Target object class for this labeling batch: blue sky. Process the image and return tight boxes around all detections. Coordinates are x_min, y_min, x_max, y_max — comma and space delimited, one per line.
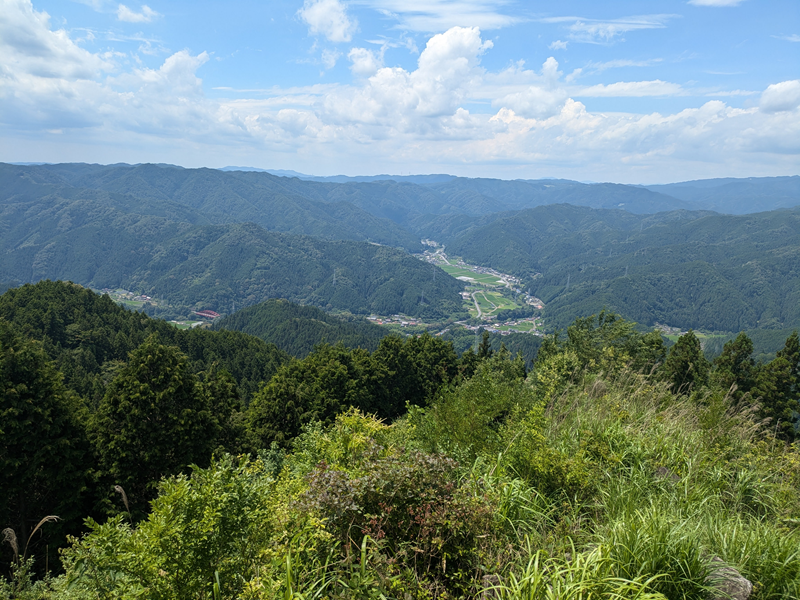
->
1, 0, 798, 182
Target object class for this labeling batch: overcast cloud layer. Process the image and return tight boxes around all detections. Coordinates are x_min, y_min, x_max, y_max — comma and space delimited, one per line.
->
0, 0, 798, 182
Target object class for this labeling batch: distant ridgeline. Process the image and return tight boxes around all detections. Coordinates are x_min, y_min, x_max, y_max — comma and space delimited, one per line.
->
2, 162, 798, 335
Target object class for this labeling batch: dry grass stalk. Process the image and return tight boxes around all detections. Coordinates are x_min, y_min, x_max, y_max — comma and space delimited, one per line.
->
115, 484, 132, 517
25, 516, 59, 559
2, 527, 19, 562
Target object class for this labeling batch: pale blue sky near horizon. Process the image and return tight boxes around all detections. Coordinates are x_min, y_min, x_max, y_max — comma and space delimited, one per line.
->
1, 0, 798, 182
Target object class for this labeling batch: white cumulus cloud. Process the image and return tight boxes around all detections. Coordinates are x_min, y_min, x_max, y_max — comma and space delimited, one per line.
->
298, 0, 356, 43
348, 47, 382, 77
117, 4, 159, 23
760, 80, 800, 113
492, 57, 568, 119
0, 0, 112, 79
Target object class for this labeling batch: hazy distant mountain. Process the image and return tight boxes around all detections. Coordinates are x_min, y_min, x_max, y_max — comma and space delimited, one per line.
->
645, 176, 800, 214
2, 161, 797, 334
5, 163, 421, 250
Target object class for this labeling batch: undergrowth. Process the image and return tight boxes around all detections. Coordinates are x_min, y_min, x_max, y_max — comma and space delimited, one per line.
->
3, 364, 799, 599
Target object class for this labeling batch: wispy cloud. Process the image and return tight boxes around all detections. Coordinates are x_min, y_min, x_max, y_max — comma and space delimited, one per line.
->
117, 4, 160, 23
773, 34, 800, 43
584, 58, 663, 72
549, 40, 568, 50
540, 14, 678, 44
688, 0, 746, 6
577, 80, 685, 97
704, 89, 758, 96
356, 0, 520, 31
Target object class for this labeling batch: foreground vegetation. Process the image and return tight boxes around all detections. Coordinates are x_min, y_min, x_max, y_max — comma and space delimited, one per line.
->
2, 284, 799, 599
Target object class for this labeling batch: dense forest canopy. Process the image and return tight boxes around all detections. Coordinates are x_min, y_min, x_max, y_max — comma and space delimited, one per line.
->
212, 298, 388, 357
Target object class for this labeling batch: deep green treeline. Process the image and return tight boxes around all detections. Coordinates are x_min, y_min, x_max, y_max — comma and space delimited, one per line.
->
0, 281, 288, 403
212, 298, 388, 357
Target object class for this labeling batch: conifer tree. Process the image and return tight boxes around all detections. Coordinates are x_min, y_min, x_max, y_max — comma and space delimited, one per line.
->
0, 319, 91, 565
91, 335, 217, 515
712, 332, 756, 398
661, 330, 710, 394
753, 331, 799, 440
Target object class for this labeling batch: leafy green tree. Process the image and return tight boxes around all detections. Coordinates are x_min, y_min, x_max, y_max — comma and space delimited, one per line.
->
0, 319, 91, 569
712, 332, 756, 398
247, 344, 381, 448
533, 311, 666, 378
91, 335, 217, 515
661, 330, 710, 394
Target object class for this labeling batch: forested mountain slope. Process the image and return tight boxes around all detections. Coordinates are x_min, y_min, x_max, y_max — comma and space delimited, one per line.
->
448, 204, 800, 331
1, 163, 420, 250
213, 299, 388, 357
0, 180, 465, 318
0, 280, 288, 402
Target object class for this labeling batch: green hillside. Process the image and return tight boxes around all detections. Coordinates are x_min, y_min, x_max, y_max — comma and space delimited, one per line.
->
213, 298, 388, 357
0, 280, 288, 403
0, 183, 466, 319
1, 163, 421, 250
447, 204, 800, 332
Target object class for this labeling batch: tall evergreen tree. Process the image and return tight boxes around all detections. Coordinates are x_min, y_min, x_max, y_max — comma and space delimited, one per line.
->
712, 332, 756, 398
661, 330, 710, 394
91, 335, 217, 516
753, 331, 800, 441
0, 320, 91, 569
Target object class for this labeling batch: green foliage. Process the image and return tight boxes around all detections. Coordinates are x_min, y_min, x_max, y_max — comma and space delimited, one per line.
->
247, 344, 382, 448
5, 311, 800, 599
213, 298, 388, 357
90, 336, 219, 515
661, 330, 710, 394
712, 332, 757, 398
411, 354, 532, 461
0, 320, 91, 573
247, 333, 461, 449
0, 281, 288, 404
60, 455, 275, 600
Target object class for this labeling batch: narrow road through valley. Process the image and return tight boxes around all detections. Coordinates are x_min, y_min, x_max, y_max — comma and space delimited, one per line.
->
472, 291, 482, 318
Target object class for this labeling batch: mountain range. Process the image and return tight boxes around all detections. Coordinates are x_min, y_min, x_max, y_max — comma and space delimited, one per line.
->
1, 162, 798, 333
